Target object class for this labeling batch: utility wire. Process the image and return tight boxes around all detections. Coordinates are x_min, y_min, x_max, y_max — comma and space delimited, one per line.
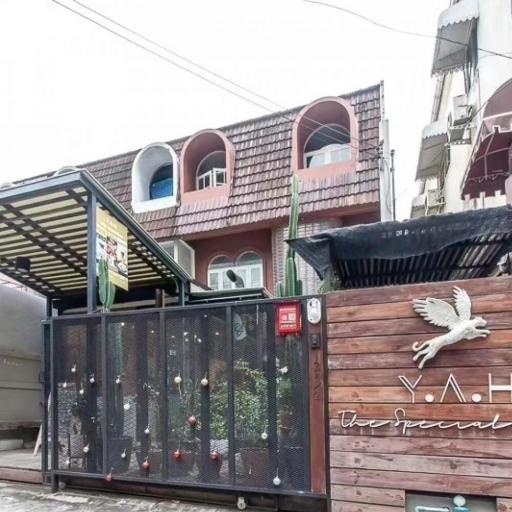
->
303, 0, 512, 61
67, 0, 380, 155
52, 0, 381, 158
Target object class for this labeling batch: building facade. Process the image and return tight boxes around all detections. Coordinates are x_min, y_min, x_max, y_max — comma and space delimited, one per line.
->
412, 0, 512, 218
32, 83, 390, 295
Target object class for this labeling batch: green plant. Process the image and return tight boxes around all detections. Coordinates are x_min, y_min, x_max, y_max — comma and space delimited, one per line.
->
210, 361, 268, 445
98, 257, 116, 311
276, 175, 303, 297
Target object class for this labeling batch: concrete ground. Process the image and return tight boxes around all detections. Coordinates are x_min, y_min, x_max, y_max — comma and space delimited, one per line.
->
0, 449, 41, 470
0, 481, 231, 511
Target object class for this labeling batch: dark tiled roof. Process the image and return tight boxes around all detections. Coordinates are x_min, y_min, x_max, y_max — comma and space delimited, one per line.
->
81, 83, 382, 239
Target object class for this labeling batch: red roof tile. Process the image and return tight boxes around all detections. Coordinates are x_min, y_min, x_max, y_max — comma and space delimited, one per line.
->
80, 83, 382, 239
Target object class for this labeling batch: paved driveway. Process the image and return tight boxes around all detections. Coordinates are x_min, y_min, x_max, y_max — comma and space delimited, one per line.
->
0, 481, 230, 512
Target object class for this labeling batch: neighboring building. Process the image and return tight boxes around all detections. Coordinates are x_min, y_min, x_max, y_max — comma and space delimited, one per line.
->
411, 0, 512, 218
19, 83, 391, 295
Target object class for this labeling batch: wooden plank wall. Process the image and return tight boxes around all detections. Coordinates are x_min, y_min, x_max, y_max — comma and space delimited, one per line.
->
326, 276, 512, 512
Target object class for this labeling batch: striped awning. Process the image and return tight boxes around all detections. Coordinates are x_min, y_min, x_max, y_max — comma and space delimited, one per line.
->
0, 171, 190, 299
416, 121, 449, 180
432, 0, 479, 75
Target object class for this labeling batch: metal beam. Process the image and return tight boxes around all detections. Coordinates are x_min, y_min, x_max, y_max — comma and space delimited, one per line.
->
87, 193, 97, 314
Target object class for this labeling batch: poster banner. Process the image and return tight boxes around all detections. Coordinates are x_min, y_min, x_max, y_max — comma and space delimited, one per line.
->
96, 207, 129, 291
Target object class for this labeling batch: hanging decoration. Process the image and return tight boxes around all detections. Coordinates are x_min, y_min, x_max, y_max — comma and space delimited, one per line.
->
200, 375, 209, 387
142, 458, 150, 471
188, 415, 197, 428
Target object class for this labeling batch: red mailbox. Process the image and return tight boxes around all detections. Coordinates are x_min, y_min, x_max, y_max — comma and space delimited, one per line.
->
277, 302, 302, 336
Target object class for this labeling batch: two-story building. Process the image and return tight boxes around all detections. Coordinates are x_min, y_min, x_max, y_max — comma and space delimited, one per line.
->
16, 83, 391, 294
411, 0, 512, 218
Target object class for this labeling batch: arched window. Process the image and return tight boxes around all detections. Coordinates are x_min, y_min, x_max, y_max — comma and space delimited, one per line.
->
235, 252, 264, 289
208, 256, 234, 291
196, 151, 227, 190
207, 251, 264, 291
131, 143, 178, 213
304, 124, 350, 168
180, 130, 235, 199
150, 164, 173, 199
292, 97, 357, 177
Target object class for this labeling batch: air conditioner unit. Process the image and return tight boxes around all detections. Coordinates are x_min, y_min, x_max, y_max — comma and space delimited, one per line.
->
160, 239, 195, 278
449, 94, 472, 144
426, 189, 445, 214
452, 94, 472, 125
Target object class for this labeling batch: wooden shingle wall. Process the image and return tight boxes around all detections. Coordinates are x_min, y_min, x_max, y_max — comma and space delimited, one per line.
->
326, 276, 512, 512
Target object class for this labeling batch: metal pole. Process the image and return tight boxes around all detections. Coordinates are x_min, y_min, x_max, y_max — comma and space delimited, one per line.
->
390, 149, 396, 221
225, 306, 236, 484
87, 193, 98, 314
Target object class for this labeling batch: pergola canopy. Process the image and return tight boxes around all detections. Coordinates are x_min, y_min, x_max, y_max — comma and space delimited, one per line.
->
0, 171, 191, 303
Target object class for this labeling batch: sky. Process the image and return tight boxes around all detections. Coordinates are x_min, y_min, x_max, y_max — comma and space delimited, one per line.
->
0, 0, 447, 219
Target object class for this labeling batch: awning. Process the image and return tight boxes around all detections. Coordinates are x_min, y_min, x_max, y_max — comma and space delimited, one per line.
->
416, 121, 448, 180
287, 206, 512, 289
0, 171, 191, 304
462, 79, 512, 198
432, 0, 479, 75
462, 127, 512, 198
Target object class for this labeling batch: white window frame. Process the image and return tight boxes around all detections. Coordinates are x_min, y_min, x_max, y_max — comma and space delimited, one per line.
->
207, 252, 264, 291
303, 143, 351, 168
303, 123, 351, 169
196, 151, 227, 190
131, 142, 179, 213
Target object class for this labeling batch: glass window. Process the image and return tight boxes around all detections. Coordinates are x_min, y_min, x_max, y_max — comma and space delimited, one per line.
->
149, 164, 173, 199
207, 252, 264, 290
304, 124, 351, 169
196, 151, 227, 190
236, 252, 264, 288
208, 256, 235, 291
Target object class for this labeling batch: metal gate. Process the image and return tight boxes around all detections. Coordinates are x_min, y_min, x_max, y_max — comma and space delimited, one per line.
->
47, 298, 324, 497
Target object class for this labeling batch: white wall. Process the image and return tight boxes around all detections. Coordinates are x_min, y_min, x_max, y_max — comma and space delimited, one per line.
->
414, 0, 512, 216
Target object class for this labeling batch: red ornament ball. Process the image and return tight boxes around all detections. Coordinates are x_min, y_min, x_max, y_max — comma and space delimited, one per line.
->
174, 449, 182, 461
105, 473, 113, 483
188, 415, 197, 427
210, 451, 220, 462
142, 460, 150, 471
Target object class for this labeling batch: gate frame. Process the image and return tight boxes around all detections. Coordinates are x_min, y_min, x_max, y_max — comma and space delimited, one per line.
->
44, 296, 328, 507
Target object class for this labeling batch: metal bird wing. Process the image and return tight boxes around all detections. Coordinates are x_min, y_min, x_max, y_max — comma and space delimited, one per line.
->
453, 286, 471, 321
412, 297, 462, 329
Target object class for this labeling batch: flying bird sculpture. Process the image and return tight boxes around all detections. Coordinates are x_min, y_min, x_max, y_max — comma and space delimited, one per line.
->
412, 287, 490, 369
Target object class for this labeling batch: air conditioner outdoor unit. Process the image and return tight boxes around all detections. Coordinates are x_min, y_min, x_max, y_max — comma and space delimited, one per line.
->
452, 94, 472, 125
426, 189, 445, 213
160, 239, 195, 278
449, 94, 472, 143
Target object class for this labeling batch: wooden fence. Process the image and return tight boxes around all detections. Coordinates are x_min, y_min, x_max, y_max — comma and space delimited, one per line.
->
326, 276, 512, 512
